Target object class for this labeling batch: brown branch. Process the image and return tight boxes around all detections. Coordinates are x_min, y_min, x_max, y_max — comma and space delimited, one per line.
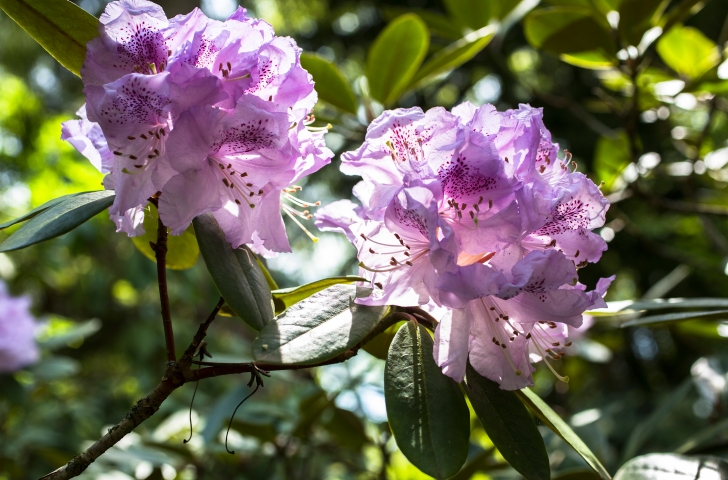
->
38, 303, 406, 479
154, 216, 176, 362
39, 371, 184, 480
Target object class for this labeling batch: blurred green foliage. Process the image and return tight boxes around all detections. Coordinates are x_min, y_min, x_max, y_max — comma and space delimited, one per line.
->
3, 0, 728, 478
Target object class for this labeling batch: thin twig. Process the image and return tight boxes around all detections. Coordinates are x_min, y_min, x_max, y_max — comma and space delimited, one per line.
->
154, 216, 176, 362
38, 305, 406, 480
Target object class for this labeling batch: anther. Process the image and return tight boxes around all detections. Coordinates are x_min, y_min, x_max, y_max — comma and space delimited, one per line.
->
113, 151, 122, 156
140, 134, 148, 139
369, 248, 375, 254
127, 136, 135, 140
129, 155, 137, 160
375, 282, 383, 289
405, 261, 413, 266
235, 199, 241, 205
223, 179, 229, 187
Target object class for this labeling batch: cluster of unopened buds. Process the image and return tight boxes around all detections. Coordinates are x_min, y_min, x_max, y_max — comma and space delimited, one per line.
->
316, 103, 614, 389
62, 0, 332, 253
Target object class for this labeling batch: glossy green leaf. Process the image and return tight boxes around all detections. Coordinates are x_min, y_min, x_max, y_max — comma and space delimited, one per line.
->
362, 320, 404, 360
621, 309, 728, 328
560, 51, 618, 69
300, 53, 358, 115
271, 275, 367, 314
465, 364, 550, 480
256, 258, 279, 290
0, 193, 81, 230
252, 284, 385, 365
0, 191, 115, 252
554, 470, 602, 480
443, 0, 492, 30
37, 318, 101, 350
193, 213, 273, 331
366, 13, 429, 106
617, 0, 666, 46
594, 131, 631, 190
382, 6, 461, 40
385, 321, 470, 479
322, 407, 368, 450
656, 26, 720, 80
408, 24, 497, 90
622, 298, 728, 311
621, 379, 692, 461
524, 7, 615, 56
131, 205, 199, 270
517, 388, 611, 480
0, 0, 98, 76
614, 454, 728, 479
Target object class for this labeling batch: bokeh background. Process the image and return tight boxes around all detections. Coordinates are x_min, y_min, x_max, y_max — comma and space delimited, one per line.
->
2, 0, 728, 478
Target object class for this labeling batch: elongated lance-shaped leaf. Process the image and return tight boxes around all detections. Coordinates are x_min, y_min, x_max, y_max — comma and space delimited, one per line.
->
614, 453, 728, 480
300, 53, 358, 115
385, 321, 470, 479
0, 193, 85, 230
408, 24, 497, 90
0, 191, 115, 252
193, 213, 273, 331
517, 388, 612, 480
621, 309, 728, 328
465, 364, 550, 480
366, 13, 429, 106
623, 298, 728, 312
271, 276, 367, 314
0, 0, 98, 76
252, 284, 385, 365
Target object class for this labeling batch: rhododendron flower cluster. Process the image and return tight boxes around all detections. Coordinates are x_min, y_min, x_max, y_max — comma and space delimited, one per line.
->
316, 103, 614, 390
62, 0, 332, 252
0, 280, 38, 373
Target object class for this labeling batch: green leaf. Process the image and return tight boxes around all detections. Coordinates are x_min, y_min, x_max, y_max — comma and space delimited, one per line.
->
673, 417, 728, 454
622, 298, 728, 311
408, 25, 497, 90
382, 6, 461, 40
385, 321, 470, 479
366, 13, 429, 106
560, 51, 618, 69
271, 275, 368, 314
256, 258, 279, 290
524, 7, 615, 56
621, 379, 692, 461
554, 470, 603, 480
443, 0, 492, 31
617, 0, 666, 46
594, 131, 631, 190
614, 454, 728, 479
322, 407, 369, 450
621, 309, 728, 327
38, 318, 101, 350
465, 364, 550, 480
131, 205, 199, 271
0, 191, 115, 252
362, 320, 404, 360
0, 193, 82, 230
656, 26, 720, 80
300, 53, 358, 115
193, 213, 273, 331
252, 284, 385, 365
0, 0, 98, 76
517, 388, 611, 480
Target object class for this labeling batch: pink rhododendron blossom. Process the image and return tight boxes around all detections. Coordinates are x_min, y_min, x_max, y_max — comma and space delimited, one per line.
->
62, 0, 331, 251
322, 102, 614, 389
0, 281, 39, 373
